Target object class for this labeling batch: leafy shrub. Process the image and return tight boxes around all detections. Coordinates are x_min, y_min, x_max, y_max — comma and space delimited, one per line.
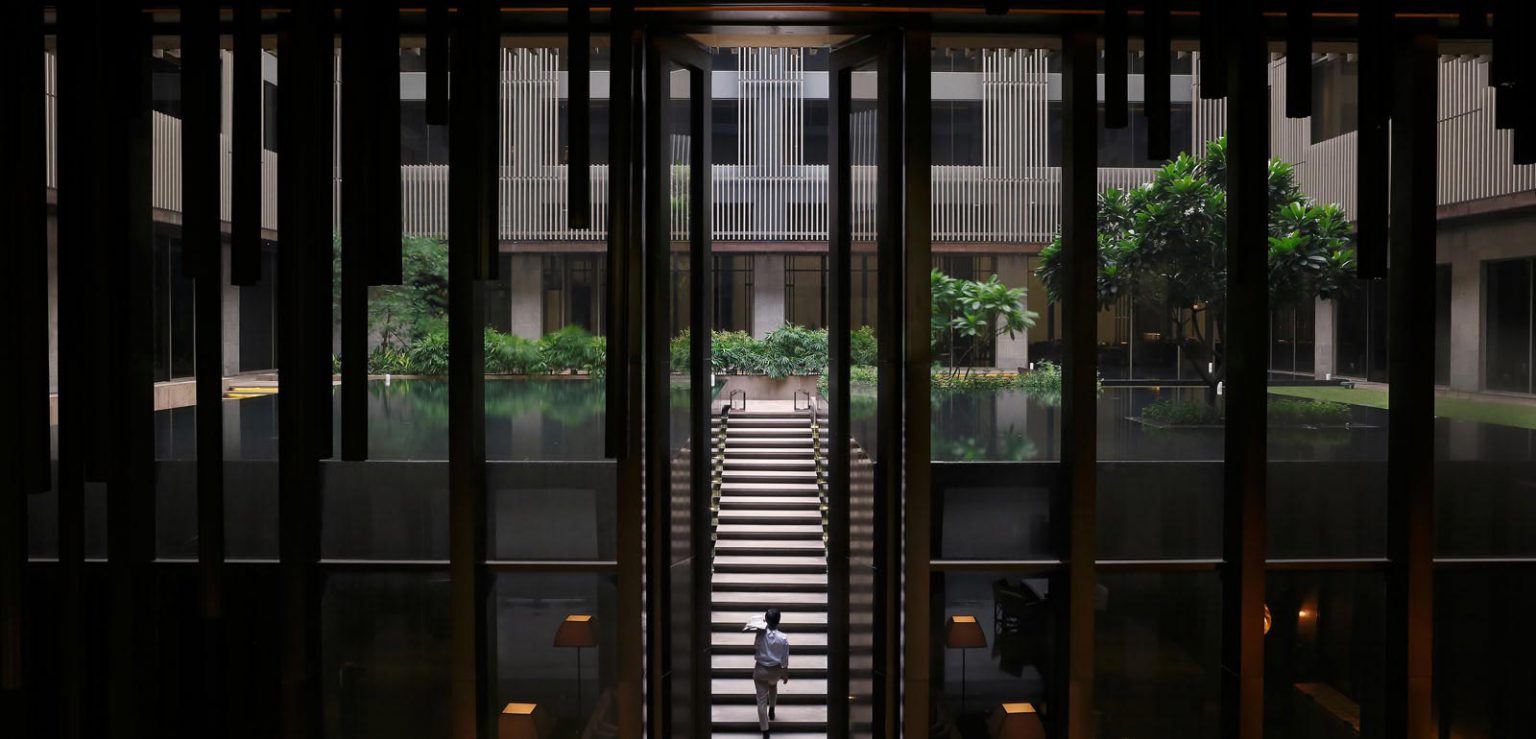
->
405, 329, 451, 375
712, 331, 764, 375
1141, 398, 1223, 425
670, 330, 692, 372
1017, 361, 1063, 393
850, 325, 879, 367
538, 325, 604, 374
367, 345, 413, 374
931, 371, 1016, 391
1268, 397, 1352, 426
760, 325, 828, 378
485, 330, 543, 374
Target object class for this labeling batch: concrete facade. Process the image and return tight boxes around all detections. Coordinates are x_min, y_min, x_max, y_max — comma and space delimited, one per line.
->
993, 253, 1031, 370
751, 254, 786, 339
508, 253, 545, 340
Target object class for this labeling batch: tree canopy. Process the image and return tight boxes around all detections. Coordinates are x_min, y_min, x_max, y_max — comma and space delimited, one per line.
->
1035, 137, 1356, 383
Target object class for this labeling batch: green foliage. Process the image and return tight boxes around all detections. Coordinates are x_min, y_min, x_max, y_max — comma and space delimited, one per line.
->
759, 325, 829, 378
850, 326, 879, 367
712, 331, 765, 375
1141, 396, 1354, 427
367, 345, 413, 374
930, 372, 1015, 391
484, 331, 543, 375
1140, 398, 1224, 426
1036, 137, 1355, 385
538, 326, 605, 375
1268, 397, 1352, 426
1017, 360, 1063, 394
670, 330, 692, 373
405, 329, 451, 375
931, 270, 1038, 371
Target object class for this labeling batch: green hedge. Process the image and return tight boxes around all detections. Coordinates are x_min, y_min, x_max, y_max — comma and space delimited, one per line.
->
1141, 396, 1354, 427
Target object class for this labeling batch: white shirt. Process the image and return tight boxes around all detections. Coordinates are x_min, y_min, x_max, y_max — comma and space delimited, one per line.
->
754, 628, 791, 669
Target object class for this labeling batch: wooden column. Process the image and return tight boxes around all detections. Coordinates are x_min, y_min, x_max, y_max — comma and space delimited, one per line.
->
1220, 4, 1269, 738
1385, 26, 1438, 739
1056, 24, 1099, 739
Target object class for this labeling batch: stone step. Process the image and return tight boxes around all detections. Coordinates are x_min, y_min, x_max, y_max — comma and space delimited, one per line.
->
712, 678, 828, 703
720, 482, 822, 495
726, 427, 815, 437
722, 470, 820, 484
713, 733, 826, 739
712, 654, 828, 675
717, 495, 822, 510
715, 538, 826, 555
713, 630, 828, 652
723, 457, 818, 469
721, 446, 820, 457
712, 610, 827, 631
712, 572, 827, 592
717, 523, 823, 540
713, 554, 828, 573
717, 509, 823, 526
719, 416, 811, 427
712, 704, 827, 730
710, 590, 828, 610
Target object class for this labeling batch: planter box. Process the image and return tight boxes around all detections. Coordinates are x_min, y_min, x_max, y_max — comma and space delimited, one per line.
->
717, 374, 820, 402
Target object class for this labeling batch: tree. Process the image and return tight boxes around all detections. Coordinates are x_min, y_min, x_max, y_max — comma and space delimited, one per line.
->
931, 270, 1038, 375
1035, 137, 1355, 386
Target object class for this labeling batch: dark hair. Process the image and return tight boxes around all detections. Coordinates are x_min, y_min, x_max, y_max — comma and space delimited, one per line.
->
765, 608, 781, 629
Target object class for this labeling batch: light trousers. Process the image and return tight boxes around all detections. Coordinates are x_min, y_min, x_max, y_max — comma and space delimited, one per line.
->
752, 664, 787, 731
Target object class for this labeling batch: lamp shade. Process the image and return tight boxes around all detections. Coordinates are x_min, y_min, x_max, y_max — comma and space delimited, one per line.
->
554, 614, 598, 648
946, 614, 987, 649
498, 702, 548, 739
987, 702, 1045, 739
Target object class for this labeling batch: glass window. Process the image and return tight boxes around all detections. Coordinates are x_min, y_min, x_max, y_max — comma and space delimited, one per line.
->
712, 99, 740, 165
784, 254, 826, 328
1483, 258, 1531, 394
932, 101, 983, 166
1310, 56, 1359, 144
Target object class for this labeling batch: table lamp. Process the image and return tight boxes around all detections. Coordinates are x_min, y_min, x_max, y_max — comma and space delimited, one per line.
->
986, 702, 1045, 739
554, 614, 598, 719
945, 614, 988, 712
499, 702, 548, 739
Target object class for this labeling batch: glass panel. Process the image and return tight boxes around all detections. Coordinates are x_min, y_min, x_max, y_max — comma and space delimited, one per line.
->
1264, 572, 1385, 738
1096, 572, 1221, 738
490, 573, 619, 738
1093, 47, 1226, 560
322, 571, 451, 739
1435, 571, 1536, 737
933, 571, 1054, 737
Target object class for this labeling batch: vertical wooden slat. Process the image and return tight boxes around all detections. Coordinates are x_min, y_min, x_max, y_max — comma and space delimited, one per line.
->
449, 0, 495, 736
371, 3, 403, 286
183, 0, 228, 734
568, 3, 591, 230
425, 0, 449, 126
1104, 0, 1128, 128
53, 2, 99, 734
1057, 24, 1098, 739
105, 4, 157, 737
641, 36, 670, 737
1286, 0, 1312, 118
606, 4, 635, 461
827, 38, 856, 739
1357, 0, 1392, 278
340, 0, 371, 460
1199, 0, 1228, 98
1144, 0, 1171, 160
0, 1, 46, 724
1385, 26, 1438, 739
686, 54, 713, 739
277, 2, 329, 736
1220, 4, 1268, 738
232, 0, 263, 286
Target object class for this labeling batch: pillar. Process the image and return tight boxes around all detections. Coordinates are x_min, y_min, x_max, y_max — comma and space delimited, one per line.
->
1312, 296, 1335, 380
751, 253, 785, 339
509, 252, 543, 339
1447, 230, 1481, 392
995, 253, 1031, 370
222, 238, 242, 377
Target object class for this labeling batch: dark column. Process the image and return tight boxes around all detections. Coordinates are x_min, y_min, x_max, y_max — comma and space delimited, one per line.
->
232, 0, 263, 285
1385, 26, 1438, 739
276, 3, 330, 737
1356, 0, 1392, 277
1220, 4, 1269, 738
449, 1, 496, 736
686, 58, 714, 739
0, 1, 46, 727
183, 1, 227, 734
642, 37, 671, 738
1056, 24, 1099, 739
827, 41, 853, 739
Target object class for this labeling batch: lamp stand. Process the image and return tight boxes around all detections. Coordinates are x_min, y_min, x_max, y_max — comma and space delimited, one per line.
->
960, 647, 968, 713
575, 647, 585, 720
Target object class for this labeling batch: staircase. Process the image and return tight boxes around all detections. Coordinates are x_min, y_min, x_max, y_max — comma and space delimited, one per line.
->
710, 403, 830, 738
